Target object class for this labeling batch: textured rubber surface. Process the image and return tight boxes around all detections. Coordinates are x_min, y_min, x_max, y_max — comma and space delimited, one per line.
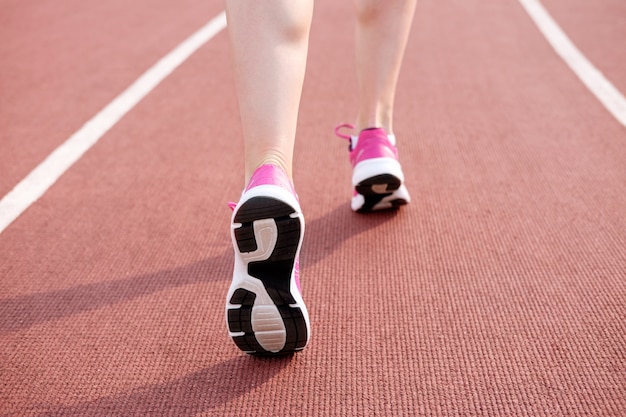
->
354, 174, 407, 212
228, 197, 308, 355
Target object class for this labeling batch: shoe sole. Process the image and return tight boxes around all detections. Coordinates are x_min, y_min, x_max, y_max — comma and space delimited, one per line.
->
352, 158, 410, 212
354, 175, 410, 212
226, 188, 309, 355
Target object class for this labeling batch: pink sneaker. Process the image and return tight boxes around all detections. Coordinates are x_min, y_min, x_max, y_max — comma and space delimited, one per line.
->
335, 124, 411, 212
226, 164, 310, 355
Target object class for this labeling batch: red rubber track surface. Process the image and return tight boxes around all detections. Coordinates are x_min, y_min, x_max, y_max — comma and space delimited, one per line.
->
1, 0, 625, 415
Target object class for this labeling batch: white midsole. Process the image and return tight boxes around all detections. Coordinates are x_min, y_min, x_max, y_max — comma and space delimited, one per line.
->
352, 157, 404, 186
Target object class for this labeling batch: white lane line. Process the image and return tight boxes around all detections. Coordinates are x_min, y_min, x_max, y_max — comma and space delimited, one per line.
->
0, 11, 228, 234
518, 0, 626, 128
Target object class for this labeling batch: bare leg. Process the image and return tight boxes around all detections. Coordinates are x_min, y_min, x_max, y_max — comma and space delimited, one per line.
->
225, 0, 314, 184
354, 0, 417, 134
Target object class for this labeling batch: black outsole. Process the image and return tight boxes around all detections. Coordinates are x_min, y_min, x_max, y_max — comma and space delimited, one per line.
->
356, 197, 408, 213
354, 174, 406, 212
354, 174, 401, 196
228, 196, 308, 355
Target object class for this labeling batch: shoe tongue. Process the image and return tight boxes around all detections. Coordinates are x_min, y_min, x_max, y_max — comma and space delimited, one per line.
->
350, 135, 358, 149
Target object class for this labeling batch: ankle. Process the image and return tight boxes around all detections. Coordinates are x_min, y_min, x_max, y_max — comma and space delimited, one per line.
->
355, 117, 393, 135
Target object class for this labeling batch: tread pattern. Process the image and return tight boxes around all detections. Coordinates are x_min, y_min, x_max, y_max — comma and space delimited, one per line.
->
228, 197, 308, 355
355, 174, 408, 212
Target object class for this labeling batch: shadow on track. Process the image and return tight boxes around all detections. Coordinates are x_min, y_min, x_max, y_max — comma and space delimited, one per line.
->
301, 202, 401, 268
0, 251, 231, 334
35, 355, 293, 417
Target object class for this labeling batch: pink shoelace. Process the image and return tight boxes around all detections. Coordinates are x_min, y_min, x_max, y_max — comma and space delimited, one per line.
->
334, 123, 355, 142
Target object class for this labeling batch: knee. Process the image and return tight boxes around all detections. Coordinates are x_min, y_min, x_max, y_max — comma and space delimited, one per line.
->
277, 5, 313, 43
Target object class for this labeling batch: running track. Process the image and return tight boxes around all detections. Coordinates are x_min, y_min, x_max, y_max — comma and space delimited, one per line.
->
1, 0, 625, 415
